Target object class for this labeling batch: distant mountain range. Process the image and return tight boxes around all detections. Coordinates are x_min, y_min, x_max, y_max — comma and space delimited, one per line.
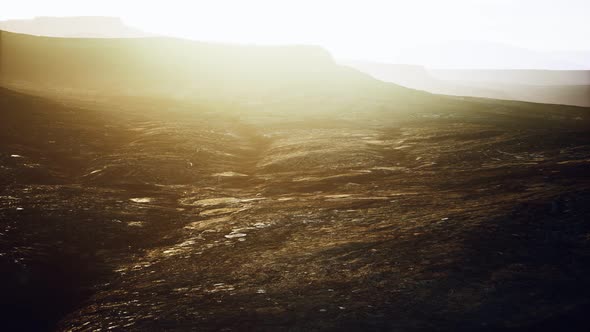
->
2, 17, 588, 70
0, 29, 404, 104
390, 40, 590, 70
1, 16, 588, 107
428, 69, 590, 86
343, 61, 590, 107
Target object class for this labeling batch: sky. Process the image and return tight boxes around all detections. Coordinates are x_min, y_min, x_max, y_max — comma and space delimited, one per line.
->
2, 0, 590, 63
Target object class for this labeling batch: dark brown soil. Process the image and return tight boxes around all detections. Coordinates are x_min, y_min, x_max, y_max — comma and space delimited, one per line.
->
1, 86, 590, 331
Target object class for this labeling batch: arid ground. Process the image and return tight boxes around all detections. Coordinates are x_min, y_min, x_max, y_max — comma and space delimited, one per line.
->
1, 86, 590, 331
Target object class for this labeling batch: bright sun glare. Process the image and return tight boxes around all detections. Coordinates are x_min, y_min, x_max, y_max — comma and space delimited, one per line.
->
2, 0, 590, 62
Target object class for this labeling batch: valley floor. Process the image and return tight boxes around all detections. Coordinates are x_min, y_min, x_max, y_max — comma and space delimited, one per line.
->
1, 87, 590, 331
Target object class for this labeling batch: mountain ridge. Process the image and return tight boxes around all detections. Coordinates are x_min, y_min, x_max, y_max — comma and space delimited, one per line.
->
344, 60, 590, 107
0, 16, 151, 38
0, 29, 392, 100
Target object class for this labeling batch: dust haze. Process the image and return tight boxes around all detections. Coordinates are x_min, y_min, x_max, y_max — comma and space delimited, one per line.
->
1, 10, 590, 332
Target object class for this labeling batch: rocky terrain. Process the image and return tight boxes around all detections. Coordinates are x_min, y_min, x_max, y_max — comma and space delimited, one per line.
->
2, 85, 590, 331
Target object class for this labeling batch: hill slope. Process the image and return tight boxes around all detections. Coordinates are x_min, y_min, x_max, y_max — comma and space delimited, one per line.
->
0, 30, 400, 101
345, 61, 590, 107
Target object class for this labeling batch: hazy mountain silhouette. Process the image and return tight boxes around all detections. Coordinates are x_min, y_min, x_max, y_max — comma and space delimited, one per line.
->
430, 69, 590, 106
345, 60, 590, 107
429, 69, 590, 86
3, 16, 587, 71
0, 30, 425, 105
341, 60, 507, 97
0, 16, 151, 38
393, 40, 589, 70
340, 61, 443, 91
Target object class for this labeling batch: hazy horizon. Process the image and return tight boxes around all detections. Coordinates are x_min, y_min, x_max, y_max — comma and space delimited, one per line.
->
2, 0, 590, 68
